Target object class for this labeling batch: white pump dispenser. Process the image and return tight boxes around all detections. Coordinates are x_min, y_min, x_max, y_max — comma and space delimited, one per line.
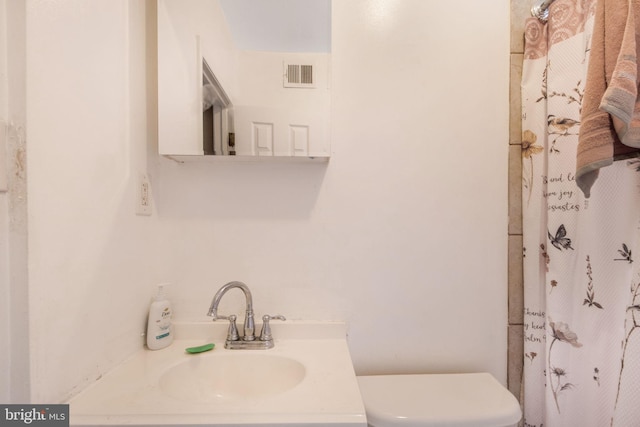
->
146, 283, 173, 350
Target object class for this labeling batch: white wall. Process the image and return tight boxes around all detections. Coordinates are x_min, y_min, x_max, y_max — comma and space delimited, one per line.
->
0, 0, 10, 403
26, 0, 163, 402
330, 0, 510, 376
2, 0, 29, 403
23, 0, 509, 403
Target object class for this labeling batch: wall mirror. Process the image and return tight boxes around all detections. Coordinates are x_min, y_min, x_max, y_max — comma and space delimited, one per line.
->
157, 0, 331, 160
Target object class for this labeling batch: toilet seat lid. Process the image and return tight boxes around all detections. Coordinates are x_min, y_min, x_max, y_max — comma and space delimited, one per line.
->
357, 373, 521, 427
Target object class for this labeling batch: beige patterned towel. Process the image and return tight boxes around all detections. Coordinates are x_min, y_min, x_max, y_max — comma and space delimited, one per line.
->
600, 0, 640, 146
577, 0, 640, 197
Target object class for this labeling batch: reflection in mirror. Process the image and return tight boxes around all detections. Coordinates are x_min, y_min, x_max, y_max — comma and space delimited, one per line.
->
157, 0, 331, 159
202, 58, 233, 155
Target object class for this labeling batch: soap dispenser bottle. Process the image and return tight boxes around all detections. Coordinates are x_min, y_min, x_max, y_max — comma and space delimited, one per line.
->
146, 283, 173, 350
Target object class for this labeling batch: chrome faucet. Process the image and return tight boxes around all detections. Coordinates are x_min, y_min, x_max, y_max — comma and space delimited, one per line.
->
207, 281, 285, 349
208, 281, 256, 341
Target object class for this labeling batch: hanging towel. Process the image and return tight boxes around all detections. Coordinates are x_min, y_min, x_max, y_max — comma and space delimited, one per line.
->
576, 0, 640, 197
600, 0, 640, 146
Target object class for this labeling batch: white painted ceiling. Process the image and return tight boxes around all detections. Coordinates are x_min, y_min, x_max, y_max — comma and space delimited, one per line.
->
218, 0, 331, 53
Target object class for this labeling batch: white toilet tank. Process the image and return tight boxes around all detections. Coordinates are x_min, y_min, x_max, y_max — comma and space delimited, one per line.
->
357, 373, 521, 427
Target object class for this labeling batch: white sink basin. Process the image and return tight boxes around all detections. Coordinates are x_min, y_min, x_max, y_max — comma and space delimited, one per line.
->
160, 353, 306, 401
68, 321, 367, 427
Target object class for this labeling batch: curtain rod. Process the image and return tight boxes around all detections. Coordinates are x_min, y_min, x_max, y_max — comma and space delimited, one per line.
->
531, 0, 556, 22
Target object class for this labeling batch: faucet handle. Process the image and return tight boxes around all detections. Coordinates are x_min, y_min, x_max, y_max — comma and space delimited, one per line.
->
216, 314, 239, 341
260, 314, 286, 341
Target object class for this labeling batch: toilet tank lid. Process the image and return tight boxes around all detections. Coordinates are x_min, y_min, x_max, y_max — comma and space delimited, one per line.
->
357, 373, 521, 427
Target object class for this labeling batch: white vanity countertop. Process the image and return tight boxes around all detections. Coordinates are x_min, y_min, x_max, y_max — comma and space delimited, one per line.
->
68, 321, 367, 427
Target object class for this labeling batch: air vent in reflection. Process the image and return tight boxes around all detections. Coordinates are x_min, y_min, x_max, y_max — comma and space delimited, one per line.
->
284, 62, 315, 88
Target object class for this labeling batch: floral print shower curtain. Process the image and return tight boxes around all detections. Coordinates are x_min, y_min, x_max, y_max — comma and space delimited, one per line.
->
522, 0, 640, 425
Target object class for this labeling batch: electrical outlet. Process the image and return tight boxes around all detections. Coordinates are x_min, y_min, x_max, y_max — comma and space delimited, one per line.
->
136, 173, 152, 216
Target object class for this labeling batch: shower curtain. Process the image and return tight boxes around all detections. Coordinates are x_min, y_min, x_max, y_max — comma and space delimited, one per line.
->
522, 0, 640, 426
